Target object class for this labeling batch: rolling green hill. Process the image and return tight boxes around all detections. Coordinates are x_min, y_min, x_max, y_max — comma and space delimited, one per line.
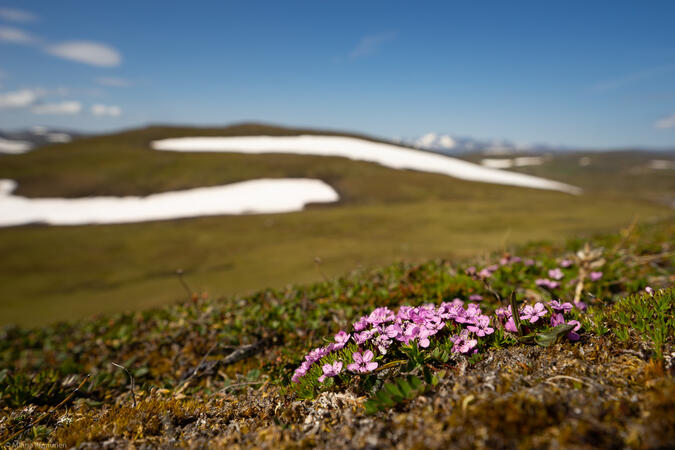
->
1, 124, 673, 326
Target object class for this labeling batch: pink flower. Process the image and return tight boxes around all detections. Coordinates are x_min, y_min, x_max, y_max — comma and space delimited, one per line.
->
367, 307, 395, 325
467, 315, 494, 337
373, 335, 392, 354
560, 259, 573, 268
450, 330, 477, 354
550, 314, 581, 341
536, 278, 559, 289
548, 268, 564, 280
478, 268, 492, 279
333, 330, 350, 349
353, 316, 369, 332
566, 320, 581, 341
504, 317, 518, 333
305, 347, 329, 364
318, 361, 343, 382
590, 271, 603, 281
520, 302, 547, 323
383, 323, 402, 339
495, 305, 512, 320
354, 329, 375, 345
645, 286, 654, 296
549, 300, 573, 313
469, 294, 483, 302
347, 350, 378, 373
550, 312, 565, 327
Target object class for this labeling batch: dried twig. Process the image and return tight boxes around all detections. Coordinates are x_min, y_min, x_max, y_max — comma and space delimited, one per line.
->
175, 341, 218, 395
175, 268, 193, 300
220, 380, 265, 393
481, 278, 502, 303
112, 362, 137, 407
1, 374, 90, 446
313, 256, 329, 283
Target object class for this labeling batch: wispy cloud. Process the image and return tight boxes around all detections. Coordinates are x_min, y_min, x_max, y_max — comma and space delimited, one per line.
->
32, 100, 82, 115
47, 41, 122, 67
654, 114, 675, 130
0, 25, 39, 44
0, 25, 122, 68
349, 32, 396, 60
0, 88, 45, 108
91, 103, 122, 117
96, 76, 131, 87
0, 7, 38, 23
593, 64, 675, 92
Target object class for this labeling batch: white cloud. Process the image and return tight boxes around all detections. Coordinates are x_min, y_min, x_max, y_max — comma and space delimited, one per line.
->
46, 41, 121, 67
0, 26, 38, 44
654, 114, 675, 130
349, 32, 396, 60
96, 76, 131, 87
91, 103, 122, 117
0, 88, 44, 108
0, 8, 38, 23
32, 100, 82, 115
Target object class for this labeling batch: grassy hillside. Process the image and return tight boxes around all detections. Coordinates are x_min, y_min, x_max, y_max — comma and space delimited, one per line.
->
1, 221, 672, 448
0, 124, 673, 326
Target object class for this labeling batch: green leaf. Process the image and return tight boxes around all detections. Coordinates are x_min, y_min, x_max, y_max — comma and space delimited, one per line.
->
535, 323, 575, 347
408, 375, 423, 391
384, 383, 404, 399
375, 389, 395, 406
364, 399, 380, 415
397, 378, 413, 397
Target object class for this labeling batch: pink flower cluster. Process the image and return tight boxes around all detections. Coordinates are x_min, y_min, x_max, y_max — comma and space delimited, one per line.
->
494, 299, 581, 340
292, 300, 497, 384
466, 255, 527, 280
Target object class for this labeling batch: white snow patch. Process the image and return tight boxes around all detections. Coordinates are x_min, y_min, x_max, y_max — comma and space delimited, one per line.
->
513, 156, 544, 167
46, 132, 71, 143
647, 159, 675, 170
151, 136, 580, 194
481, 157, 544, 169
0, 178, 339, 227
481, 158, 513, 169
0, 137, 33, 154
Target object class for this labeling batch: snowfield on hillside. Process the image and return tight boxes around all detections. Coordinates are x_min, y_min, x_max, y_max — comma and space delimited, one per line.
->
0, 178, 339, 226
152, 135, 581, 194
0, 137, 33, 154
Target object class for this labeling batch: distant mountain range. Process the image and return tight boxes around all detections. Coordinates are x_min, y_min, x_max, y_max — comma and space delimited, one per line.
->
397, 132, 561, 155
0, 126, 84, 154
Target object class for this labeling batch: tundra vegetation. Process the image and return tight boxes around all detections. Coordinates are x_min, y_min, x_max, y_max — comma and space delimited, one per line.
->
1, 125, 673, 326
1, 220, 673, 448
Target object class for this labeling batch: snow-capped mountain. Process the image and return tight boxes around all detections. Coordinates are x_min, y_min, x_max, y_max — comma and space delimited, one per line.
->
402, 132, 549, 155
0, 126, 83, 154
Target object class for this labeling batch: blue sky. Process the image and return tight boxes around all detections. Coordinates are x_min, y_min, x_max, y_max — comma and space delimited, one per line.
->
0, 0, 674, 148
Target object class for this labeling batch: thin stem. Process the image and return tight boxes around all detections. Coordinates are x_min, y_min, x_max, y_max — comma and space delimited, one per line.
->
112, 362, 136, 407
